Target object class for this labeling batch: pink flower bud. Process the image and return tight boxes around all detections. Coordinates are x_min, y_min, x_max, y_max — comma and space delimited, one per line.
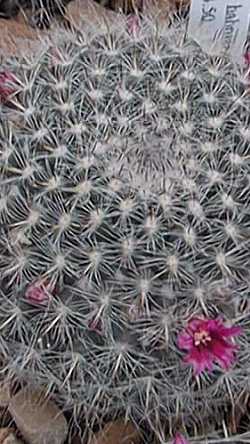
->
88, 316, 103, 334
127, 14, 140, 37
173, 433, 190, 444
25, 279, 53, 304
244, 50, 250, 66
0, 71, 17, 103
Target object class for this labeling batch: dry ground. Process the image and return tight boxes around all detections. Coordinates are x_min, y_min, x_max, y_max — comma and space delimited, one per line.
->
0, 0, 115, 56
0, 0, 188, 56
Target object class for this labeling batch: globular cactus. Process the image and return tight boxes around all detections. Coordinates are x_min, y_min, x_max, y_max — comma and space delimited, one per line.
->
0, 14, 250, 443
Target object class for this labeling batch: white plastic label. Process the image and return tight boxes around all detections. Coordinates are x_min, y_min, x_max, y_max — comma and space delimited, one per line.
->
187, 0, 250, 63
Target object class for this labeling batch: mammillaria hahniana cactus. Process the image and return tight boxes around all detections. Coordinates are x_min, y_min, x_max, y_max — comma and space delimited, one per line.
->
0, 14, 250, 443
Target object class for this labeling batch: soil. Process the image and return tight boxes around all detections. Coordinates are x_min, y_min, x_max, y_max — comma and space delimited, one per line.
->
0, 0, 116, 56
0, 0, 190, 56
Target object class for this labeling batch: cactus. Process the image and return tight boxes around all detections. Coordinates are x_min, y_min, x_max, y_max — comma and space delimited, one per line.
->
0, 15, 250, 442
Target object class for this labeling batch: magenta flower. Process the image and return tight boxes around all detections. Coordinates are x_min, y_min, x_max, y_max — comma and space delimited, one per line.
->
178, 317, 242, 375
173, 433, 190, 444
25, 279, 53, 304
0, 71, 17, 103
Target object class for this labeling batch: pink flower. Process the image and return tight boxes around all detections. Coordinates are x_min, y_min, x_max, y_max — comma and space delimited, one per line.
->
0, 71, 17, 103
26, 279, 53, 304
178, 317, 242, 375
173, 433, 190, 444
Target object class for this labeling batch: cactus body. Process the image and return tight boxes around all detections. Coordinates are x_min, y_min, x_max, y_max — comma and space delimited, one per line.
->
0, 16, 250, 441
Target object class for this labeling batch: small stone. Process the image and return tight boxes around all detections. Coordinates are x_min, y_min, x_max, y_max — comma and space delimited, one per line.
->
0, 383, 11, 407
88, 420, 141, 444
0, 429, 23, 444
0, 429, 14, 443
3, 433, 23, 444
8, 388, 68, 444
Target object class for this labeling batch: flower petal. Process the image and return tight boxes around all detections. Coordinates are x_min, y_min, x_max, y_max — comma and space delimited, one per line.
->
209, 338, 238, 369
215, 324, 242, 338
185, 347, 213, 375
177, 331, 193, 350
186, 318, 203, 333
